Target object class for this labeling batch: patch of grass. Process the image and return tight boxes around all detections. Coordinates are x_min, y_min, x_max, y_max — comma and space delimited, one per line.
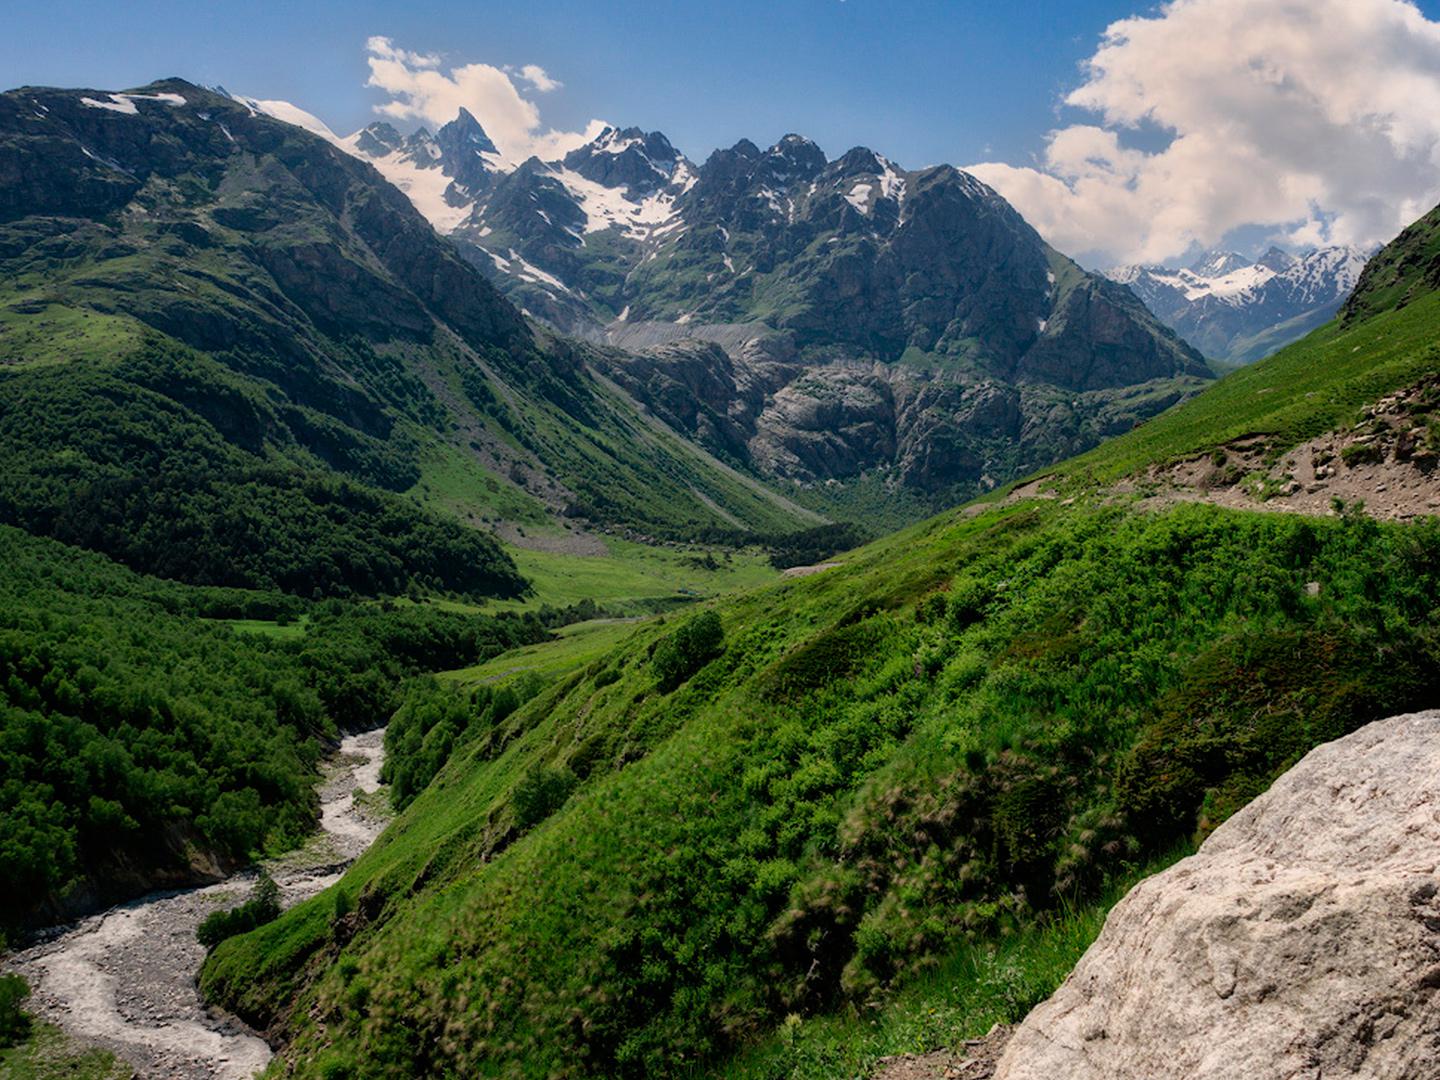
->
0, 301, 144, 369
407, 439, 550, 528
439, 618, 645, 689
0, 1022, 133, 1080
488, 538, 778, 615
206, 615, 310, 640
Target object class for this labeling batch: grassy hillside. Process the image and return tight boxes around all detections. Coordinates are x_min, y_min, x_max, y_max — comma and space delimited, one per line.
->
203, 495, 1440, 1078
0, 78, 814, 598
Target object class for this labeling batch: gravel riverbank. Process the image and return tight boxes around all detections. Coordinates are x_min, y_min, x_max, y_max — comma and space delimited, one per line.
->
6, 728, 389, 1080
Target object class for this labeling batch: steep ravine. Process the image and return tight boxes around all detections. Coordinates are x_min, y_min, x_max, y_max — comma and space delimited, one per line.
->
5, 729, 390, 1080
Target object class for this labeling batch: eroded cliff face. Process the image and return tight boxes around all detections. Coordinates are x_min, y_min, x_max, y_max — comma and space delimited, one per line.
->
594, 329, 1195, 505
996, 710, 1440, 1080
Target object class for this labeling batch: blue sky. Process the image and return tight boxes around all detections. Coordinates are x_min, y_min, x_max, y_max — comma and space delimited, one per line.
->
4, 1, 1152, 168
9, 0, 1440, 265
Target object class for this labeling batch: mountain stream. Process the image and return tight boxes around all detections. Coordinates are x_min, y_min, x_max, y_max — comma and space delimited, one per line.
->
5, 728, 389, 1080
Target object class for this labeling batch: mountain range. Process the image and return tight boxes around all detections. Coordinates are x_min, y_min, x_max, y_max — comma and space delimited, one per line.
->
1106, 245, 1371, 366
0, 78, 826, 581
231, 92, 1209, 511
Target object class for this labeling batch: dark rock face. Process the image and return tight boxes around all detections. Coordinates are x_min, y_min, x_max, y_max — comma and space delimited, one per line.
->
562, 126, 681, 195
593, 327, 1197, 505
435, 108, 499, 193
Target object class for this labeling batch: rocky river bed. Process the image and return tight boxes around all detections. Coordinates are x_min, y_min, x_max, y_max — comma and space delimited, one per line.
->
5, 728, 390, 1080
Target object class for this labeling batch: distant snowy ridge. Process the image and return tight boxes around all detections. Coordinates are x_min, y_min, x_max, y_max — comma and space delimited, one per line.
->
1106, 245, 1373, 365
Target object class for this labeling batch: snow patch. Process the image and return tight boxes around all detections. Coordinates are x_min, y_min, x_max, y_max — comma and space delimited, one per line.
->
877, 157, 907, 204
80, 92, 186, 116
551, 165, 683, 238
340, 133, 473, 233
846, 180, 877, 214
80, 95, 138, 115
509, 250, 569, 293
234, 95, 345, 146
79, 145, 134, 175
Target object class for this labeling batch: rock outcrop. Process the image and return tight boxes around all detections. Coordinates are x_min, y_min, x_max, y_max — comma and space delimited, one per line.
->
995, 710, 1440, 1080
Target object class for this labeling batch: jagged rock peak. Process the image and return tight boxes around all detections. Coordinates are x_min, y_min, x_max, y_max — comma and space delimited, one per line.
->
829, 146, 889, 178
562, 124, 686, 194
585, 125, 679, 162
764, 134, 827, 178
1256, 245, 1299, 272
354, 121, 404, 157
1188, 249, 1250, 277
437, 107, 499, 157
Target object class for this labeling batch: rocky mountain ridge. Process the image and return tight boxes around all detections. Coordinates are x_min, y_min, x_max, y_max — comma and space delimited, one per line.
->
1108, 245, 1371, 365
234, 93, 1211, 511
0, 78, 817, 561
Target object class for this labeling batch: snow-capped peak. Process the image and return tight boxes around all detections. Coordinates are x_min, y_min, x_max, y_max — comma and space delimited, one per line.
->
1188, 250, 1251, 278
1105, 243, 1378, 364
221, 91, 346, 147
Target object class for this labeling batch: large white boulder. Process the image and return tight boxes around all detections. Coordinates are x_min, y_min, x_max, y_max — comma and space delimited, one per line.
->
995, 710, 1440, 1080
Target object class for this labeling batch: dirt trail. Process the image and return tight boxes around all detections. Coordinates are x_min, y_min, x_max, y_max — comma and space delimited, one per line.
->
872, 1023, 1011, 1080
6, 729, 390, 1080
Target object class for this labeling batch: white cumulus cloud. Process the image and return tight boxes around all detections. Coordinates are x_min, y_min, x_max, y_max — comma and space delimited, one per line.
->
514, 64, 562, 93
969, 0, 1440, 266
363, 37, 603, 164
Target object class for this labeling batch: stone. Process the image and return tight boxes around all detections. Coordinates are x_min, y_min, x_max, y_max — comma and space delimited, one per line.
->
994, 711, 1440, 1080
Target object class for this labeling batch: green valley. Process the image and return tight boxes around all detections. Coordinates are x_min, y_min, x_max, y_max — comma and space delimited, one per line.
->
195, 187, 1440, 1078
4, 24, 1440, 1080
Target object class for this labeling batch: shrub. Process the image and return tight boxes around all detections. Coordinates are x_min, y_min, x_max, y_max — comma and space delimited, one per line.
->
946, 576, 995, 631
198, 871, 282, 949
512, 765, 577, 830
0, 974, 30, 1048
1340, 441, 1384, 467
758, 619, 886, 701
651, 610, 725, 690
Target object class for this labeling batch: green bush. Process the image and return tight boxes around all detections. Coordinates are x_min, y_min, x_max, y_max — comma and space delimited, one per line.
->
512, 765, 578, 830
1340, 441, 1385, 467
651, 610, 725, 690
197, 872, 281, 949
0, 973, 30, 1048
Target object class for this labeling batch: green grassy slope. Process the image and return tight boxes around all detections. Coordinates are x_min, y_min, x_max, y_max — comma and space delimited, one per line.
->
204, 498, 1440, 1078
200, 202, 1440, 1079
1048, 268, 1440, 485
